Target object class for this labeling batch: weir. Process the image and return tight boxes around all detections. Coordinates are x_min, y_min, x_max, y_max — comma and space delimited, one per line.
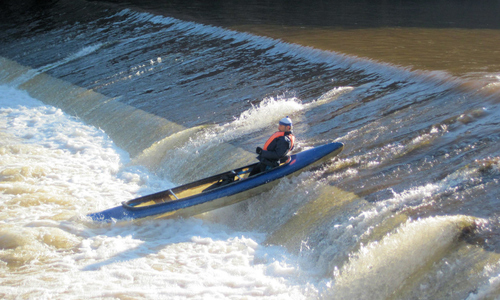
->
0, 54, 354, 184
0, 55, 366, 242
0, 56, 183, 158
2, 1, 500, 297
0, 56, 253, 178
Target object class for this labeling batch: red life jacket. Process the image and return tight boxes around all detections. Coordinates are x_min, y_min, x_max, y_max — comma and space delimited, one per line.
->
263, 131, 295, 152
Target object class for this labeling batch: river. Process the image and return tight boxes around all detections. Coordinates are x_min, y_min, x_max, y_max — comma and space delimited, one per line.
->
1, 0, 500, 299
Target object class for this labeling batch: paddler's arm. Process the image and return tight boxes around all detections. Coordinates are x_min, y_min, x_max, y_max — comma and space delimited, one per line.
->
258, 137, 290, 160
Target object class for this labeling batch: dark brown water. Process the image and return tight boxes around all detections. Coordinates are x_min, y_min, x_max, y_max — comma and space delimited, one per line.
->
100, 0, 500, 77
234, 26, 500, 77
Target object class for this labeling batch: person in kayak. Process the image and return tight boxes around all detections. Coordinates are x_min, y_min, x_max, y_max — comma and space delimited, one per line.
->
250, 116, 295, 176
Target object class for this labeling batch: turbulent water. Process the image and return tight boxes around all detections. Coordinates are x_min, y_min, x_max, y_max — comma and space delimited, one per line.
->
1, 0, 500, 299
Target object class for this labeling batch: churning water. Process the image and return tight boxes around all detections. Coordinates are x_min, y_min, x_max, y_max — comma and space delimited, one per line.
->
1, 0, 500, 299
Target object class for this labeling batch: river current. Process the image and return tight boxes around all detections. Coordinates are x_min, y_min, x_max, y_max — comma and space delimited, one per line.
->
1, 0, 500, 299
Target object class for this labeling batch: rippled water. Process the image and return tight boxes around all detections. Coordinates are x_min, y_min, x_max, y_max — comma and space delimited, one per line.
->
1, 0, 500, 299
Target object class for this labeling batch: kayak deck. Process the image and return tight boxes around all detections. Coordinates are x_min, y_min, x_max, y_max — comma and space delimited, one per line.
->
123, 165, 255, 210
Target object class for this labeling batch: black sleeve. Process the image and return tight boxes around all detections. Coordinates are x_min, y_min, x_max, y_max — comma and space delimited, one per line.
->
260, 137, 290, 160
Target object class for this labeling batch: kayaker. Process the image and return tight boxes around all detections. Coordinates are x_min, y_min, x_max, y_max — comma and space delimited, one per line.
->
250, 116, 295, 176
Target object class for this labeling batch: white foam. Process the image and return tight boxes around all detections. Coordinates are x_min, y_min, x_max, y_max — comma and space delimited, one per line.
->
312, 86, 354, 106
467, 266, 500, 300
0, 85, 315, 299
220, 95, 305, 140
328, 215, 475, 299
0, 85, 162, 214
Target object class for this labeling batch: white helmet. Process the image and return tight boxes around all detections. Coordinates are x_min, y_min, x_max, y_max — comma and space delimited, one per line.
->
279, 116, 292, 127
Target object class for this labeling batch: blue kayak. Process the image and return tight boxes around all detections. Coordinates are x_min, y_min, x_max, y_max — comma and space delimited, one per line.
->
88, 142, 343, 222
